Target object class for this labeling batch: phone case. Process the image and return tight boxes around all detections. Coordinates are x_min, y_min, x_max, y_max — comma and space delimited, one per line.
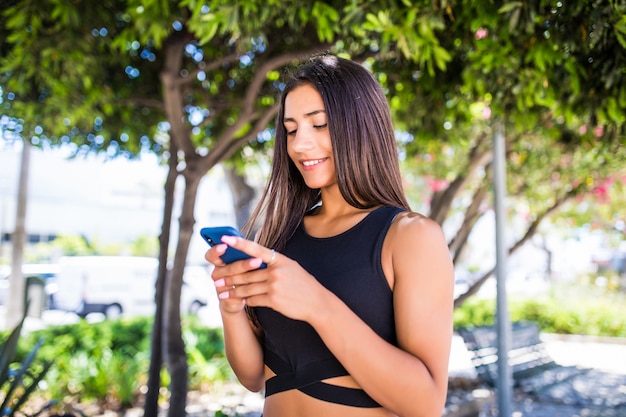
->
199, 226, 266, 268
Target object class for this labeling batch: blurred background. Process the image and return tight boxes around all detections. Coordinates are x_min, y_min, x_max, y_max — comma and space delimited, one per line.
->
1, 1, 625, 416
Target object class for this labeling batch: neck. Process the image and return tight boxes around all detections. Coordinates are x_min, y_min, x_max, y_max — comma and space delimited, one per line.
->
317, 185, 367, 218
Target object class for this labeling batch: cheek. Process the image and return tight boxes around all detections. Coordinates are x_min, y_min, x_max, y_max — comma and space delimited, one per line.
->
286, 145, 297, 165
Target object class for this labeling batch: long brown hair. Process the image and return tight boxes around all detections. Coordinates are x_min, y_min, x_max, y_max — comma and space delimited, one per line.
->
243, 55, 410, 250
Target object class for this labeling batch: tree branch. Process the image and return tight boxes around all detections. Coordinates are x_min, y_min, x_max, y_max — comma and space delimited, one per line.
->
429, 133, 492, 225
450, 182, 490, 263
175, 52, 241, 88
453, 185, 581, 308
201, 102, 280, 172
206, 47, 330, 164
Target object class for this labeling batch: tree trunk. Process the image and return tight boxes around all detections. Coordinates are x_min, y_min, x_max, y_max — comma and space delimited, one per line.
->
144, 147, 179, 417
6, 139, 31, 329
159, 31, 193, 416
224, 166, 256, 229
450, 182, 490, 264
164, 161, 202, 417
429, 137, 492, 225
156, 37, 327, 413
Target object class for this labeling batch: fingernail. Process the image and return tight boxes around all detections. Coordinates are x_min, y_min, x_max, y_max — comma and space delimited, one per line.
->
250, 258, 263, 268
218, 291, 230, 299
221, 235, 236, 245
214, 278, 225, 287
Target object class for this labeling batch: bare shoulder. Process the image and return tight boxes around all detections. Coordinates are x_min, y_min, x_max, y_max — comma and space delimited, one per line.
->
385, 210, 453, 294
389, 211, 447, 247
385, 211, 452, 282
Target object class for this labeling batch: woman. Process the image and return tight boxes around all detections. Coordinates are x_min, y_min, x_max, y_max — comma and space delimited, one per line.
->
205, 54, 454, 417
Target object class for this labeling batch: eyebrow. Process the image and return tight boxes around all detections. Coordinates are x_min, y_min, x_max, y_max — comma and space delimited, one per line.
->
284, 109, 326, 123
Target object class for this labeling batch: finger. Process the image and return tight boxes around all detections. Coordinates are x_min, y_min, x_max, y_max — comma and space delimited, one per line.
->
221, 235, 277, 266
219, 280, 268, 302
214, 277, 243, 301
211, 257, 264, 280
216, 279, 237, 299
205, 243, 228, 266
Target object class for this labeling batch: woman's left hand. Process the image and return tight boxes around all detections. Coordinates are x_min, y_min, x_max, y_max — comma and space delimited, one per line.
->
211, 235, 327, 323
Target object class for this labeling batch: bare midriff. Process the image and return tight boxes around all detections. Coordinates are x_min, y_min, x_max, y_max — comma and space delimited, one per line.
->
261, 366, 398, 417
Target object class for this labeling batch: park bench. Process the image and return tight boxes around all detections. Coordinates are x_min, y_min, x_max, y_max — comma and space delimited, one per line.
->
457, 321, 587, 395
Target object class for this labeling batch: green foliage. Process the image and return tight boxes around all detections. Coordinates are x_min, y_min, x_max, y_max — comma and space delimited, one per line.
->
184, 329, 232, 390
0, 305, 54, 417
48, 235, 94, 256
130, 234, 159, 257
25, 234, 159, 260
454, 286, 626, 338
0, 0, 453, 155
17, 316, 227, 410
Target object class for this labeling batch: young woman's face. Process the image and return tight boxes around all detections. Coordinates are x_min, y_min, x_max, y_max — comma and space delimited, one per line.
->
284, 83, 336, 190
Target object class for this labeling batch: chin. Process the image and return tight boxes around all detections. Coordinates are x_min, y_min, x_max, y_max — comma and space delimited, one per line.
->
304, 180, 336, 190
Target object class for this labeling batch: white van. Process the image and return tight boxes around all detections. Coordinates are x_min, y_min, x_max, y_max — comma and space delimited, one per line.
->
51, 256, 210, 318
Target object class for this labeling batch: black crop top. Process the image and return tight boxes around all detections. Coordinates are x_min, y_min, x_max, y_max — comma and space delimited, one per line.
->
253, 206, 405, 407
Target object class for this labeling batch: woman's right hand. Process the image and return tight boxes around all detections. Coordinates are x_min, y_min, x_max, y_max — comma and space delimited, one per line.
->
208, 235, 332, 324
205, 242, 258, 315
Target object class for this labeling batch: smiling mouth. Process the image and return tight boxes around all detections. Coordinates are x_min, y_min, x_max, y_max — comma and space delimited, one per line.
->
302, 158, 328, 167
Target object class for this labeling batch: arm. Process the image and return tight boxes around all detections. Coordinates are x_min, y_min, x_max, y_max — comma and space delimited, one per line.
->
206, 245, 265, 392
219, 309, 265, 392
307, 213, 454, 416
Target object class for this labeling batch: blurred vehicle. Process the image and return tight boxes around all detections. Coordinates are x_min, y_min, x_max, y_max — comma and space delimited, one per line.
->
51, 256, 209, 318
0, 263, 60, 309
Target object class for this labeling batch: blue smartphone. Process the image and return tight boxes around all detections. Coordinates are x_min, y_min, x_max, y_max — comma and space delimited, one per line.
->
199, 226, 266, 268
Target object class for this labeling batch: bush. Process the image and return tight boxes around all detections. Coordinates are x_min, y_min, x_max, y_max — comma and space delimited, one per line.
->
17, 315, 227, 413
1, 305, 54, 416
454, 286, 626, 338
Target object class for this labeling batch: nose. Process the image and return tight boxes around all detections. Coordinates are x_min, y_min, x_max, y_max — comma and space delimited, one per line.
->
290, 127, 315, 153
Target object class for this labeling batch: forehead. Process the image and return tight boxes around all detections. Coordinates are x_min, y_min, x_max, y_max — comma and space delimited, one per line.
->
284, 84, 325, 119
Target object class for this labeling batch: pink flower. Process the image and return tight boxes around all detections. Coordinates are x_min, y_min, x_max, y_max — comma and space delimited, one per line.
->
475, 28, 488, 40
594, 126, 604, 137
426, 176, 449, 192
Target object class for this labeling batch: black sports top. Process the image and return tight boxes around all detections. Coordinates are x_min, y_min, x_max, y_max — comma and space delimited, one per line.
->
254, 206, 405, 407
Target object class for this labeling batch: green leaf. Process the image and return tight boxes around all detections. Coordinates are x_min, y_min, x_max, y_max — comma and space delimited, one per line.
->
497, 2, 523, 14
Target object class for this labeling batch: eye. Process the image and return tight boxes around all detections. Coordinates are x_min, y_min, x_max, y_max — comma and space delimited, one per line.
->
313, 123, 328, 130
284, 122, 297, 136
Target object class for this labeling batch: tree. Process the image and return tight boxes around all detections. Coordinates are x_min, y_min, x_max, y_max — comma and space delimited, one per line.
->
1, 1, 451, 414
6, 140, 30, 329
2, 0, 625, 414
370, 0, 626, 305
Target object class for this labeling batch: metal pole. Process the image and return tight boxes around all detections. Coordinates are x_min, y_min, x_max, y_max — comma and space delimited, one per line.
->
493, 121, 513, 416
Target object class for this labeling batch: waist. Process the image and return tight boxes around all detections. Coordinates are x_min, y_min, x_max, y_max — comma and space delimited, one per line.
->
262, 385, 397, 417
265, 365, 360, 388
263, 349, 381, 408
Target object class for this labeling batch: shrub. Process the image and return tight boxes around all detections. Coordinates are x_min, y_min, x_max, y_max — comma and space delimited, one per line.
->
17, 315, 228, 412
1, 305, 54, 416
454, 286, 626, 338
